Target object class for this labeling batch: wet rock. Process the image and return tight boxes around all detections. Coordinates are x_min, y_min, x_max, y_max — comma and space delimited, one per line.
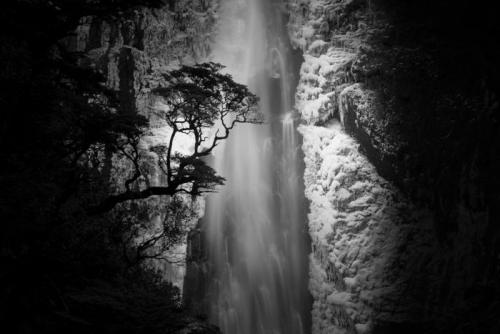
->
338, 83, 398, 179
289, 0, 500, 333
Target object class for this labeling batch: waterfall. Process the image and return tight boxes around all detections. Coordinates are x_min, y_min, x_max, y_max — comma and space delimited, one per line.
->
185, 0, 310, 333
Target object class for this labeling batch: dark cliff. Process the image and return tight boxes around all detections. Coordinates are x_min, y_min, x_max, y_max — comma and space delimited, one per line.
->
0, 1, 219, 333
289, 0, 500, 333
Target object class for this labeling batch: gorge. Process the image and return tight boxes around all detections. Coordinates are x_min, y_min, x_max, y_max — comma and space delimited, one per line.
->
1, 0, 500, 334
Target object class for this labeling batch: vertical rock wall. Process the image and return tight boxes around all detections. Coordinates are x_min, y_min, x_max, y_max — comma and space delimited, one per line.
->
300, 122, 436, 333
73, 1, 217, 115
68, 1, 219, 290
288, 0, 499, 333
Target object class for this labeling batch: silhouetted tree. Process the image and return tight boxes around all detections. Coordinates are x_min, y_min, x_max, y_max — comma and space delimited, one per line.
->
90, 62, 261, 213
0, 2, 223, 333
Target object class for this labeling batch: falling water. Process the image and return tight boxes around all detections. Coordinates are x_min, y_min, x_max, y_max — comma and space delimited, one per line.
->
185, 0, 310, 333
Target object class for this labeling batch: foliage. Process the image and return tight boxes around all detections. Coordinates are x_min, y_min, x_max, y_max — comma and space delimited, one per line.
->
90, 62, 261, 213
0, 1, 229, 333
110, 196, 199, 266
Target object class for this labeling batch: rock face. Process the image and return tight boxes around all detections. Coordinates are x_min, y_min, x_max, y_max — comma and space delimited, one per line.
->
288, 0, 500, 333
288, 0, 401, 177
300, 122, 435, 333
72, 1, 216, 115
68, 1, 218, 289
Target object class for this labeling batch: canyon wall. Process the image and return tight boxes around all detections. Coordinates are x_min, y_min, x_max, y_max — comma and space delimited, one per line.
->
69, 0, 218, 289
288, 0, 500, 333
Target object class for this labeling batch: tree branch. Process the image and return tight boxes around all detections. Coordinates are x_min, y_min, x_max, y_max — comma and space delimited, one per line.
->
89, 63, 260, 214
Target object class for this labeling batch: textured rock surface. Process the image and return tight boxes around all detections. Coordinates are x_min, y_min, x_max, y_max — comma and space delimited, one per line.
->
301, 122, 436, 333
288, 0, 401, 170
289, 0, 500, 333
72, 2, 216, 115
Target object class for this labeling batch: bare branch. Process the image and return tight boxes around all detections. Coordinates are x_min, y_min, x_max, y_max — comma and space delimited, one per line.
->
89, 62, 260, 214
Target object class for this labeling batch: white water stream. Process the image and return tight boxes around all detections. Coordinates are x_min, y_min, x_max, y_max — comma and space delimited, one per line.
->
190, 0, 310, 333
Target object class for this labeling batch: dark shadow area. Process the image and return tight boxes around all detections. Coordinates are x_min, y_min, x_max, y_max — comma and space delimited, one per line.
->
340, 0, 500, 332
0, 1, 219, 333
364, 0, 500, 239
